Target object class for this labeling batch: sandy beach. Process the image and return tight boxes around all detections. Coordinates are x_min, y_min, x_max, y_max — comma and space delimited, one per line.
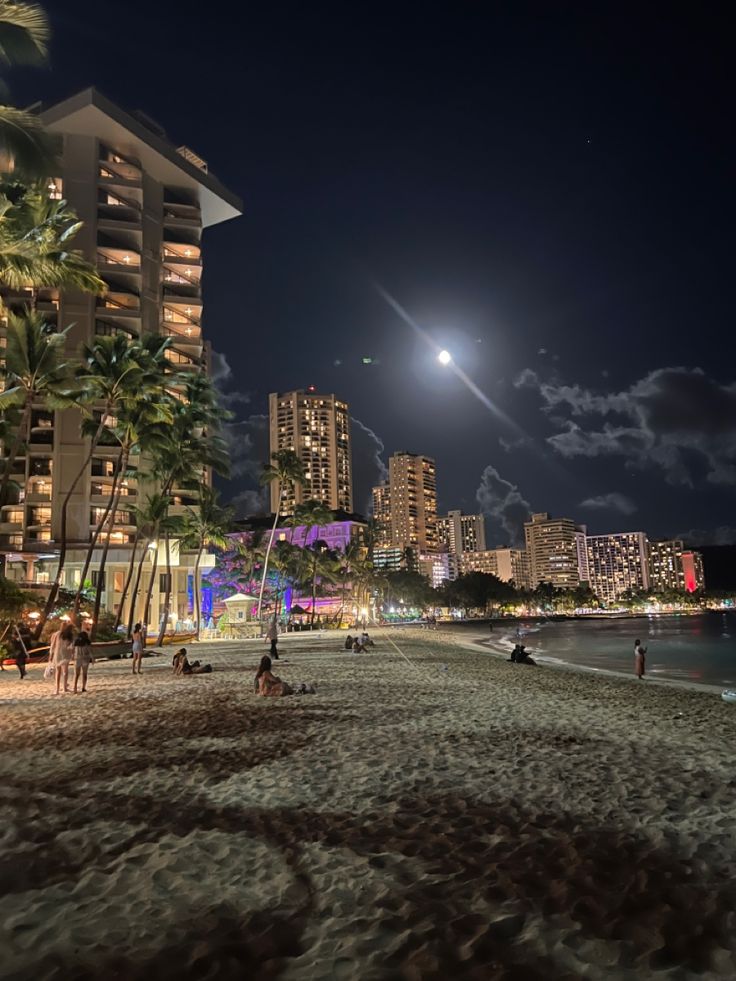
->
1, 629, 735, 980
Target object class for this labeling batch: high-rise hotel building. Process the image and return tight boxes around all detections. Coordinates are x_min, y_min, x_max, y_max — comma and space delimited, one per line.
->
0, 89, 241, 621
524, 512, 586, 589
585, 532, 649, 606
372, 452, 438, 558
437, 510, 486, 555
268, 390, 353, 515
647, 539, 685, 592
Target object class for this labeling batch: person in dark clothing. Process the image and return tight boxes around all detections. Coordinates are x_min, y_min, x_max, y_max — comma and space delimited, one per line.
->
15, 645, 27, 679
344, 634, 354, 650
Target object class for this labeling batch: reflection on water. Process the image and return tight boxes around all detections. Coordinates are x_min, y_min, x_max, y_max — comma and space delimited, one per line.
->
464, 614, 736, 687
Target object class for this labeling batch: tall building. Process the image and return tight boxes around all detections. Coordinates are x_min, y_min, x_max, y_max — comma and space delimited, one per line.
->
268, 390, 353, 515
458, 547, 529, 588
524, 513, 585, 589
437, 510, 486, 554
681, 550, 705, 592
388, 452, 438, 553
648, 539, 685, 592
0, 89, 241, 625
371, 482, 392, 546
585, 532, 649, 606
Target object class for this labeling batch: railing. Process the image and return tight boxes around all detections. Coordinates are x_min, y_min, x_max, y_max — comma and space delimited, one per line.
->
97, 294, 140, 312
162, 305, 200, 327
97, 249, 140, 269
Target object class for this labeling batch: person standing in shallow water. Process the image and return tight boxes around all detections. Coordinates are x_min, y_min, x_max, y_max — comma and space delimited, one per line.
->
634, 639, 647, 679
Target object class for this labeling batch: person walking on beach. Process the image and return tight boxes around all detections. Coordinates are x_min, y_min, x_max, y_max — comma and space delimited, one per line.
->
49, 624, 75, 694
634, 638, 647, 679
131, 623, 144, 675
265, 619, 279, 660
72, 631, 95, 693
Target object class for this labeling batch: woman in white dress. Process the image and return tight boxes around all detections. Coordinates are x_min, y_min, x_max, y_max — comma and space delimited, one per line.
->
49, 624, 76, 694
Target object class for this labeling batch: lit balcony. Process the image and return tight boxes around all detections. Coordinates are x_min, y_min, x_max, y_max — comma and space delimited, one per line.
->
162, 243, 202, 265
96, 248, 141, 274
97, 291, 141, 317
98, 159, 142, 185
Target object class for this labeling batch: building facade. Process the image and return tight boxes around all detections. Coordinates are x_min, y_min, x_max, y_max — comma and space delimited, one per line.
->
418, 551, 451, 588
647, 539, 685, 592
268, 390, 353, 515
681, 550, 705, 592
524, 512, 585, 589
0, 88, 241, 627
371, 452, 438, 556
585, 532, 649, 606
437, 510, 486, 555
458, 547, 529, 587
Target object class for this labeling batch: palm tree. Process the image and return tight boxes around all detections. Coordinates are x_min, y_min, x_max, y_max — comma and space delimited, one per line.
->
0, 181, 105, 297
0, 1, 57, 178
256, 449, 305, 625
84, 399, 174, 638
179, 487, 232, 640
38, 333, 171, 631
292, 498, 334, 628
0, 310, 74, 501
148, 376, 230, 645
122, 492, 169, 637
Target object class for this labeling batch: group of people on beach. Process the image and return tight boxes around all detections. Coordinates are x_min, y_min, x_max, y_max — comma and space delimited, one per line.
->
46, 625, 95, 695
344, 632, 375, 653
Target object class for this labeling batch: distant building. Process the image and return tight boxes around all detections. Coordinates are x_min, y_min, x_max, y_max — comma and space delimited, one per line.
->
459, 548, 529, 588
437, 510, 486, 554
524, 513, 585, 589
231, 511, 366, 555
372, 546, 405, 572
268, 390, 353, 516
418, 551, 451, 588
648, 539, 685, 592
371, 482, 392, 546
681, 550, 705, 592
371, 451, 438, 555
585, 532, 649, 606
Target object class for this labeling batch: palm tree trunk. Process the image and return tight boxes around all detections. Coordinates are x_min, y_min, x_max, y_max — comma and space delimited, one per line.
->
73, 448, 124, 619
89, 446, 129, 639
256, 485, 281, 627
310, 550, 319, 629
0, 399, 30, 502
156, 529, 172, 645
39, 416, 107, 633
142, 545, 159, 631
193, 543, 203, 641
113, 526, 141, 631
127, 542, 149, 637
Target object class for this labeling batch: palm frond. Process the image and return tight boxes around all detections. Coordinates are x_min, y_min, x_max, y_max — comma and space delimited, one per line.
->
0, 1, 50, 67
0, 106, 58, 177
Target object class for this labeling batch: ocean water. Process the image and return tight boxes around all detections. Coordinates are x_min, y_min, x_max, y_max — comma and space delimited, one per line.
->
456, 614, 736, 688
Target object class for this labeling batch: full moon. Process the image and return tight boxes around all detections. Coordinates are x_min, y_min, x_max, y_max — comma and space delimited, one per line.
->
438, 349, 452, 365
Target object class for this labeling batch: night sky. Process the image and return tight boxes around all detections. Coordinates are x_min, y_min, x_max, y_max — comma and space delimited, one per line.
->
18, 2, 736, 546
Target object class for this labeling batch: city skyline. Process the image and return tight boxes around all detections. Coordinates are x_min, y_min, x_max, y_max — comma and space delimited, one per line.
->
21, 2, 736, 549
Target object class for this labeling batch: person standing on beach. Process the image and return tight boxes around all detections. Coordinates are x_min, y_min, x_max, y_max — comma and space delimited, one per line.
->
634, 639, 647, 679
14, 643, 27, 679
131, 623, 144, 675
72, 631, 95, 693
49, 624, 75, 694
265, 619, 279, 659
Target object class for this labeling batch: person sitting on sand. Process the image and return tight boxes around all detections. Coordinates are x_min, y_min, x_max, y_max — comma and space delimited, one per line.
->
344, 634, 354, 650
516, 645, 536, 666
508, 644, 521, 663
72, 631, 95, 693
173, 648, 212, 676
634, 639, 647, 679
360, 631, 375, 648
352, 638, 366, 653
254, 655, 293, 696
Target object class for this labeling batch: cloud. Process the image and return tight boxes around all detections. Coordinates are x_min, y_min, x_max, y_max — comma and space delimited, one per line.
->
676, 526, 736, 547
210, 350, 252, 409
498, 434, 536, 453
350, 417, 388, 516
579, 492, 637, 516
518, 366, 736, 487
475, 465, 531, 547
230, 487, 268, 518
